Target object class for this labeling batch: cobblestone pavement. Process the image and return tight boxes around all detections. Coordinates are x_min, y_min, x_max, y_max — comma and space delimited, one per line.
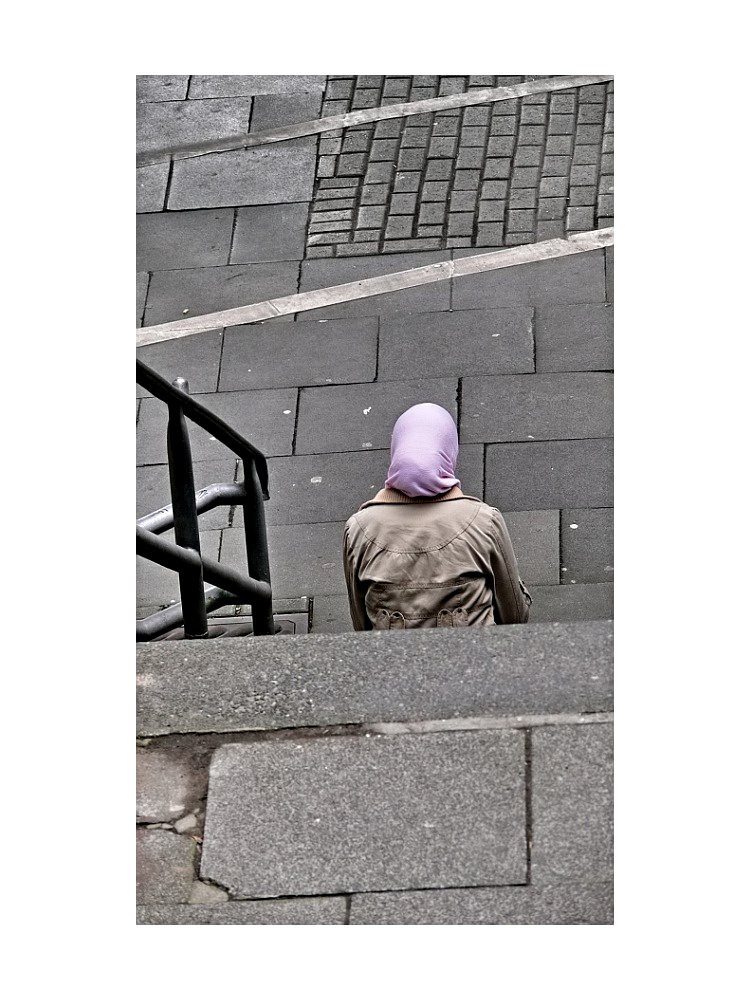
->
307, 75, 613, 257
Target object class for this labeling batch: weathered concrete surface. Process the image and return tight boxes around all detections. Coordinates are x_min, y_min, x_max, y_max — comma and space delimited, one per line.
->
136, 162, 168, 213
189, 75, 326, 98
503, 510, 560, 585
451, 250, 606, 308
136, 829, 196, 904
136, 209, 234, 271
486, 439, 613, 510
230, 203, 311, 263
136, 329, 224, 397
136, 621, 613, 736
535, 303, 613, 372
531, 723, 613, 884
349, 882, 612, 924
136, 98, 251, 156
136, 748, 208, 823
136, 75, 190, 102
201, 730, 526, 897
561, 507, 614, 583
529, 583, 614, 622
136, 458, 237, 531
136, 529, 220, 608
137, 897, 347, 924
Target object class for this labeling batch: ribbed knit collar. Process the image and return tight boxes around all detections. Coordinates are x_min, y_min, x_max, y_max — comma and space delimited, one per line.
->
359, 485, 480, 509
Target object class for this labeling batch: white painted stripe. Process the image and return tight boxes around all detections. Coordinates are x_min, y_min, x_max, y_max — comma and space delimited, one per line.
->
136, 74, 613, 167
136, 228, 613, 348
368, 712, 614, 735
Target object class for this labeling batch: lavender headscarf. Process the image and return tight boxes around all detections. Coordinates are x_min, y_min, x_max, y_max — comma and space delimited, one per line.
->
384, 403, 460, 497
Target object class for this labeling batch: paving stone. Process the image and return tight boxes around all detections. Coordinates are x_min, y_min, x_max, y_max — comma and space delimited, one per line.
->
249, 92, 322, 131
536, 221, 565, 240
452, 250, 606, 308
295, 377, 457, 455
136, 529, 221, 607
529, 582, 613, 621
569, 185, 597, 206
532, 723, 613, 884
572, 145, 599, 166
503, 510, 559, 585
189, 75, 325, 98
137, 75, 189, 102
478, 201, 505, 222
136, 748, 208, 822
310, 592, 351, 633
136, 898, 347, 924
256, 444, 484, 527
605, 246, 614, 303
137, 829, 196, 904
137, 621, 614, 736
461, 373, 612, 443
349, 882, 613, 924
136, 387, 297, 465
137, 329, 225, 400
200, 730, 526, 897
504, 233, 535, 246
538, 198, 565, 220
567, 205, 595, 230
219, 316, 377, 391
230, 203, 310, 263
379, 308, 533, 381
136, 458, 237, 531
136, 209, 234, 271
298, 251, 451, 320
168, 145, 316, 209
476, 223, 505, 245
136, 162, 169, 213
561, 508, 613, 583
535, 304, 613, 373
486, 439, 613, 510
137, 272, 148, 326
220, 521, 347, 598
143, 261, 299, 326
136, 98, 251, 155
570, 164, 598, 186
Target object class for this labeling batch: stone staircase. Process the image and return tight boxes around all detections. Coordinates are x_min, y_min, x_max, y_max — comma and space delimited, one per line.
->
136, 620, 613, 924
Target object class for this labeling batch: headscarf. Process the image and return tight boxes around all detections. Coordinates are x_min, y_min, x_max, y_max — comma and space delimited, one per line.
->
384, 403, 460, 498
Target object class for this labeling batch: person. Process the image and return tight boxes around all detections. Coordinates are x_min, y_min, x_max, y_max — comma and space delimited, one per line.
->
342, 403, 532, 630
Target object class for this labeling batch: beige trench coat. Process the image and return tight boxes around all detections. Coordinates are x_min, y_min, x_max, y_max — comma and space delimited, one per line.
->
342, 486, 532, 630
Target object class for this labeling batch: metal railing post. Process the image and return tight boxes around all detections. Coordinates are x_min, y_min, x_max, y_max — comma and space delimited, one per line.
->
241, 458, 275, 636
166, 378, 208, 638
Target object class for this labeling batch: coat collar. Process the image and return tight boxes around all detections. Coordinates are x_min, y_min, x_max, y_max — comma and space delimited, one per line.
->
359, 485, 481, 509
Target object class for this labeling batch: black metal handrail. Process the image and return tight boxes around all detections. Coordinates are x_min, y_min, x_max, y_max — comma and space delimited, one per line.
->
136, 359, 275, 642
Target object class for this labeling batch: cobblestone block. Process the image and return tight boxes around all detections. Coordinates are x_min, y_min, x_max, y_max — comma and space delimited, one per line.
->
137, 75, 190, 102
577, 104, 605, 124
536, 220, 564, 239
481, 180, 508, 199
510, 167, 539, 187
514, 146, 543, 167
542, 156, 571, 177
529, 583, 613, 622
570, 164, 598, 186
545, 134, 573, 155
137, 387, 297, 464
485, 439, 613, 510
200, 731, 526, 897
507, 209, 535, 232
432, 118, 460, 137
379, 308, 533, 381
439, 77, 469, 96
418, 225, 444, 238
483, 158, 511, 179
316, 156, 337, 178
487, 137, 515, 156
453, 250, 605, 308
369, 139, 399, 161
137, 330, 223, 397
567, 205, 595, 230
464, 106, 491, 124
137, 898, 347, 925
136, 458, 236, 531
137, 209, 234, 271
391, 193, 418, 214
401, 127, 431, 147
549, 94, 575, 114
579, 83, 606, 103
250, 92, 322, 131
319, 177, 360, 189
143, 261, 299, 326
503, 510, 560, 585
478, 200, 505, 222
357, 205, 387, 229
353, 229, 380, 242
137, 162, 169, 213
338, 242, 380, 256
319, 138, 342, 156
535, 304, 613, 373
375, 119, 405, 138
169, 145, 316, 208
341, 131, 370, 153
461, 373, 612, 443
422, 181, 450, 201
394, 171, 422, 191
189, 75, 325, 98
477, 223, 505, 245
429, 136, 459, 158
561, 508, 614, 583
456, 148, 485, 169
521, 104, 547, 125
219, 317, 377, 391
573, 145, 600, 165
230, 203, 309, 263
326, 79, 354, 100
419, 203, 445, 225
599, 174, 614, 194
504, 232, 534, 246
539, 176, 568, 197
538, 198, 565, 220
491, 116, 518, 136
531, 724, 613, 883
447, 213, 474, 236
137, 830, 196, 905
338, 152, 368, 175
449, 191, 476, 212
351, 89, 382, 110
398, 149, 427, 170
547, 114, 575, 136
597, 194, 614, 216
357, 184, 387, 206
602, 133, 614, 154
385, 216, 414, 239
576, 124, 603, 145
136, 98, 251, 155
569, 186, 596, 206
460, 127, 488, 147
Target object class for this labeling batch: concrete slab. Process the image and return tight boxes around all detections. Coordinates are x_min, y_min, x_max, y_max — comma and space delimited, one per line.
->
136, 621, 614, 736
350, 882, 613, 924
461, 373, 613, 443
136, 748, 208, 822
529, 583, 614, 621
168, 146, 317, 209
230, 203, 310, 263
310, 593, 351, 633
561, 508, 614, 583
295, 377, 458, 455
451, 250, 606, 308
136, 829, 196, 904
503, 510, 560, 585
605, 246, 614, 303
137, 272, 149, 327
136, 388, 297, 465
136, 329, 223, 397
137, 162, 169, 213
136, 529, 221, 608
136, 98, 251, 155
220, 521, 347, 598
137, 75, 189, 102
250, 93, 323, 131
189, 75, 326, 98
378, 308, 534, 381
531, 723, 613, 884
136, 458, 237, 531
486, 439, 613, 510
200, 730, 526, 897
218, 317, 378, 392
535, 303, 613, 372
136, 209, 234, 271
136, 897, 347, 924
143, 261, 299, 327
298, 251, 452, 320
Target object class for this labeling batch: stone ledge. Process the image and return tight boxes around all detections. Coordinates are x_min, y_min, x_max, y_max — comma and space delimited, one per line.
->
136, 621, 612, 736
